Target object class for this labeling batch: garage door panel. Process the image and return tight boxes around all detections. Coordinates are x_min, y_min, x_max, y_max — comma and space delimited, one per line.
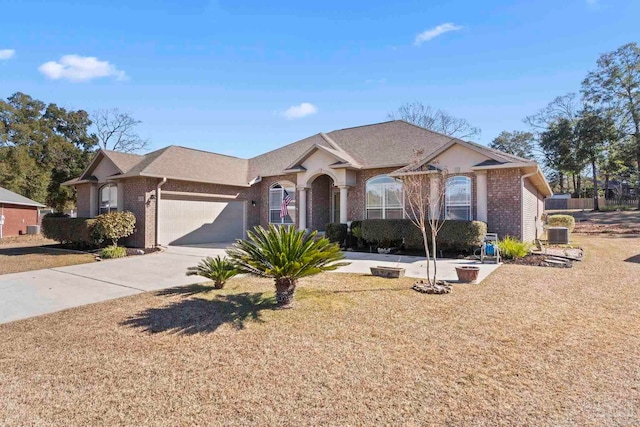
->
159, 199, 245, 245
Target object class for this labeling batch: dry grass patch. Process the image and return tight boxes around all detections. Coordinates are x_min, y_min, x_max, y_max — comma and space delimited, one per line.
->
1, 236, 639, 425
0, 246, 94, 275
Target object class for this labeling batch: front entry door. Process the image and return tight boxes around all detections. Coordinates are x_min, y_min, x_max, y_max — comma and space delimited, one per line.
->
331, 190, 340, 223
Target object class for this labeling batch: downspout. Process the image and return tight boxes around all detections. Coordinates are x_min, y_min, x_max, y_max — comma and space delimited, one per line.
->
521, 169, 537, 242
155, 177, 167, 247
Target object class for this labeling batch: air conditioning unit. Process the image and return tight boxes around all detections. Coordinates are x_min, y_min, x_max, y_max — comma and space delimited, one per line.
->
26, 225, 41, 235
547, 227, 569, 244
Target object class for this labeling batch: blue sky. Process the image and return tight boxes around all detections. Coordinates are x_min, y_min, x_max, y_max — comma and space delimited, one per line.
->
1, 0, 638, 158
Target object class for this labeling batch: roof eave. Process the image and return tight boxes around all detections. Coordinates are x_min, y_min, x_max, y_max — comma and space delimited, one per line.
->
0, 200, 46, 208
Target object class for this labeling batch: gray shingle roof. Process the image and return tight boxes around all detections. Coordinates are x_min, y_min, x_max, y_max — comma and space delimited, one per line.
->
325, 120, 455, 168
0, 187, 45, 207
71, 120, 535, 187
101, 150, 145, 173
116, 146, 249, 187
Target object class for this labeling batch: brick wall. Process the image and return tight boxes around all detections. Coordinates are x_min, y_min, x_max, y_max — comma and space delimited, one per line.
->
487, 168, 522, 239
0, 204, 39, 237
76, 184, 92, 217
256, 174, 298, 228
120, 178, 157, 248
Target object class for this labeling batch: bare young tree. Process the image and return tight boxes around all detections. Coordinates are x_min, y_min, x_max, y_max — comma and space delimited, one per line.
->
396, 151, 448, 286
388, 102, 480, 140
93, 108, 149, 153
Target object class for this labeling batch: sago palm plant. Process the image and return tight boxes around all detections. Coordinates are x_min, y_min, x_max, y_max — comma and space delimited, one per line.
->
186, 256, 238, 289
226, 224, 348, 308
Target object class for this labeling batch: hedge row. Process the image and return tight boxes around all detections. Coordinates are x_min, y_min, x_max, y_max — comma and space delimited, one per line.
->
42, 211, 137, 247
41, 216, 98, 246
361, 219, 487, 252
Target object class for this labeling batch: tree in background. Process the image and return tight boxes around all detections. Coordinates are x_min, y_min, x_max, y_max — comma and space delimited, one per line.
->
489, 130, 535, 159
0, 92, 97, 210
574, 111, 618, 210
582, 42, 640, 206
388, 102, 480, 139
93, 108, 149, 153
539, 118, 585, 196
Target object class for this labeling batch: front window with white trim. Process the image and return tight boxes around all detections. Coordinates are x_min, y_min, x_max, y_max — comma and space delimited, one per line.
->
269, 183, 296, 225
366, 175, 404, 219
99, 184, 118, 214
445, 176, 471, 220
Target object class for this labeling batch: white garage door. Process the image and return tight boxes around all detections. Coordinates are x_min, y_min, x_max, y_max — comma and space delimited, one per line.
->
159, 196, 245, 245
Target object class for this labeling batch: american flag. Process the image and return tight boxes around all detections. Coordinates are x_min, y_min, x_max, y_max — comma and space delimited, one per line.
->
280, 189, 293, 219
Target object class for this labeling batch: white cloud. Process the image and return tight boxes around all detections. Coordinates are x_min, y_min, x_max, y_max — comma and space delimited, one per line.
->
414, 23, 462, 46
38, 55, 127, 82
282, 102, 318, 120
0, 49, 15, 60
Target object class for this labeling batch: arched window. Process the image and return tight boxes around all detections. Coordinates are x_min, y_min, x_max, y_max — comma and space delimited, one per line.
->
269, 182, 296, 225
445, 176, 471, 220
366, 175, 404, 219
99, 184, 118, 214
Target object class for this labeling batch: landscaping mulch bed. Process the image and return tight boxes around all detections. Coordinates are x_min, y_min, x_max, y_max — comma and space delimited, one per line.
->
503, 254, 571, 267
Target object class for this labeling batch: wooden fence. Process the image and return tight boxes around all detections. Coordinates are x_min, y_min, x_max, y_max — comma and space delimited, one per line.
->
545, 198, 639, 210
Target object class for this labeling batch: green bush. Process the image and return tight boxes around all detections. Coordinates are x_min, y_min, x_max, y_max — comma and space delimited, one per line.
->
325, 223, 348, 246
92, 211, 136, 246
42, 216, 98, 247
350, 220, 364, 248
101, 245, 127, 259
498, 236, 531, 259
547, 214, 575, 232
361, 219, 407, 247
226, 224, 347, 308
186, 256, 238, 289
361, 219, 487, 252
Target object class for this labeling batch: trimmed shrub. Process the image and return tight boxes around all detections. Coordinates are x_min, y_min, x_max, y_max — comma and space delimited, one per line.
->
325, 223, 348, 246
547, 214, 575, 232
42, 216, 98, 247
498, 236, 531, 259
93, 211, 136, 246
361, 219, 487, 252
186, 256, 238, 289
438, 220, 487, 251
101, 245, 127, 259
361, 219, 407, 247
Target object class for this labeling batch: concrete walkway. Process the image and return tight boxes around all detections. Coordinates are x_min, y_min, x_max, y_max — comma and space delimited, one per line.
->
0, 244, 500, 325
338, 251, 500, 282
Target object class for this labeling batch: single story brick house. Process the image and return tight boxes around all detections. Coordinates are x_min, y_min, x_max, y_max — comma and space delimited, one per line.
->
0, 187, 45, 238
64, 120, 551, 248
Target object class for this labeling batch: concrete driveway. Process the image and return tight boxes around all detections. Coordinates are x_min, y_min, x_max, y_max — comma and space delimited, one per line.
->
0, 245, 227, 325
0, 244, 500, 325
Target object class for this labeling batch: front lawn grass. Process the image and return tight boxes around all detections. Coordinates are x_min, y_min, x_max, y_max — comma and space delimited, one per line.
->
0, 235, 639, 425
0, 246, 95, 275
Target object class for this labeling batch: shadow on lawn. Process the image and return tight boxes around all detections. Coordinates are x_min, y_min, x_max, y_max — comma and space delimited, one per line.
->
624, 254, 640, 264
121, 288, 277, 334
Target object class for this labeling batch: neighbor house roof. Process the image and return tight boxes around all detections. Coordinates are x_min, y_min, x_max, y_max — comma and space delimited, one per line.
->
0, 187, 45, 208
